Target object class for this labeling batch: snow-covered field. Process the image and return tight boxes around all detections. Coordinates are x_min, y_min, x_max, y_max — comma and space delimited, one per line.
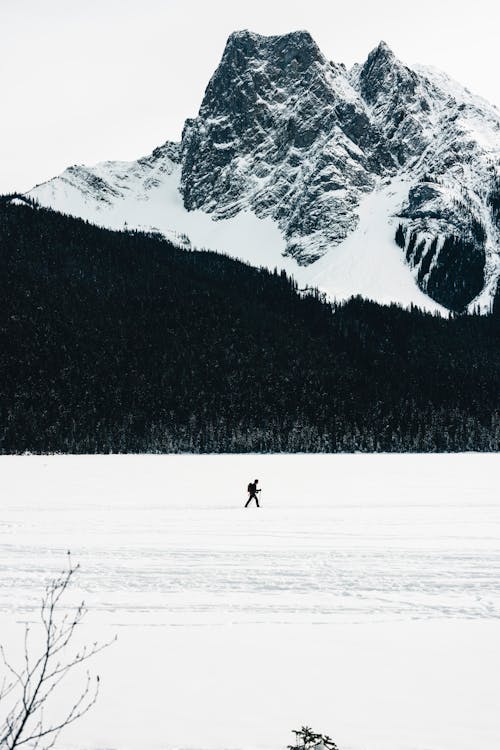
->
1, 454, 499, 750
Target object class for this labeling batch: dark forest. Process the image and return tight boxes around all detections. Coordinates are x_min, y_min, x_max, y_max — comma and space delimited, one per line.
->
0, 198, 498, 453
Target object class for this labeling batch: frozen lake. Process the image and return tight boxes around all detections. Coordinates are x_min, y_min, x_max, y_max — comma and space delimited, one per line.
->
0, 454, 499, 750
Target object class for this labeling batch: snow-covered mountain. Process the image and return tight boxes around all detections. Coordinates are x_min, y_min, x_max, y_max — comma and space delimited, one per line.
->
27, 31, 500, 313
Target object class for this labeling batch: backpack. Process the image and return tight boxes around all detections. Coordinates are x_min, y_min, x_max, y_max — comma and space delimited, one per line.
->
247, 483, 253, 493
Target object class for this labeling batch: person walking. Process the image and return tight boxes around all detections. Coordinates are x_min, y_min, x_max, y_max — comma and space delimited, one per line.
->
245, 479, 261, 508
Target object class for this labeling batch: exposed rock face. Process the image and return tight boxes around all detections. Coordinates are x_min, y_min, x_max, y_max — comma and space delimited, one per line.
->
357, 41, 427, 165
28, 31, 500, 312
181, 30, 383, 261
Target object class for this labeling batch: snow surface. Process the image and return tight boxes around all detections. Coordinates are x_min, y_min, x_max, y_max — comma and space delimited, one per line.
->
305, 177, 447, 312
1, 454, 499, 750
8, 197, 32, 207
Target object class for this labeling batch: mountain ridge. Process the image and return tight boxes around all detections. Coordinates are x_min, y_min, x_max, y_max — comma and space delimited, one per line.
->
27, 31, 500, 314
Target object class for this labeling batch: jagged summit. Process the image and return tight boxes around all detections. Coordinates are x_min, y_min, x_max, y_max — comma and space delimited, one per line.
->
27, 32, 500, 314
225, 28, 317, 48
204, 28, 326, 110
219, 29, 323, 74
370, 40, 396, 59
359, 40, 417, 108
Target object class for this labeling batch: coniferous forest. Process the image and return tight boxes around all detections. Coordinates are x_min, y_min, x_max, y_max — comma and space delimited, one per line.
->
0, 198, 499, 453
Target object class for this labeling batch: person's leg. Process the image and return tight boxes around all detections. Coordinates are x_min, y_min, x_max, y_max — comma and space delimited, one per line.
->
244, 496, 251, 507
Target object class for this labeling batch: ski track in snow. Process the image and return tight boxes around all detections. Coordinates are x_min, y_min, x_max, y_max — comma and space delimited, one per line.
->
1, 454, 499, 750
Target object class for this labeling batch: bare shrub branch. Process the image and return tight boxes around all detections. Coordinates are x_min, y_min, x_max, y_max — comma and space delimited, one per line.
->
288, 727, 339, 750
0, 554, 115, 750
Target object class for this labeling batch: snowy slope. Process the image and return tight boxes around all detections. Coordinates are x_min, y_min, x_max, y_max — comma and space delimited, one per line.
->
27, 32, 500, 314
305, 176, 449, 310
28, 160, 445, 313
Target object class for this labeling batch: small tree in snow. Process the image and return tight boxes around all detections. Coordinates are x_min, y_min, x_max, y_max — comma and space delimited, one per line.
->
288, 726, 339, 750
0, 555, 115, 750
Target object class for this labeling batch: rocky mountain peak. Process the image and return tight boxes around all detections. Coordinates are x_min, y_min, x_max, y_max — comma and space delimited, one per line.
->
180, 30, 378, 260
371, 40, 396, 61
359, 40, 417, 107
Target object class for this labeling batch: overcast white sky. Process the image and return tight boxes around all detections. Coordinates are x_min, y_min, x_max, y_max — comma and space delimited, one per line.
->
1, 0, 498, 194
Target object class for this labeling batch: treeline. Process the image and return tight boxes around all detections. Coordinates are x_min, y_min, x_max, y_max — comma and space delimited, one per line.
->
489, 176, 500, 228
0, 198, 498, 453
395, 223, 486, 312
